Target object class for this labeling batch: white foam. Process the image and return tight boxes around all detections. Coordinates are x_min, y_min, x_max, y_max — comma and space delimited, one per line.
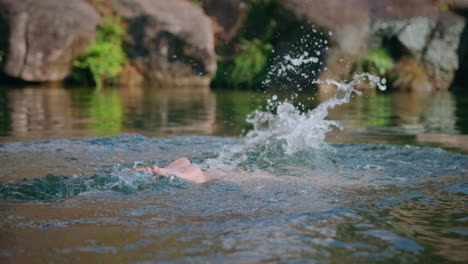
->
208, 73, 386, 169
246, 73, 386, 154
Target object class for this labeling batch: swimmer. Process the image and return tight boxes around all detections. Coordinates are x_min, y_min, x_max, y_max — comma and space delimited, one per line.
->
136, 158, 213, 184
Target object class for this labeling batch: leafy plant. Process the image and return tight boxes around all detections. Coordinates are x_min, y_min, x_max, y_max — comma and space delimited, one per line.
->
356, 47, 394, 77
228, 38, 273, 87
213, 1, 280, 88
73, 15, 127, 88
213, 0, 319, 89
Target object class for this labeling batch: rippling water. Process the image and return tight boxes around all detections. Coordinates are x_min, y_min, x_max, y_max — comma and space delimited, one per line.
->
1, 84, 467, 153
0, 135, 467, 263
1, 75, 467, 262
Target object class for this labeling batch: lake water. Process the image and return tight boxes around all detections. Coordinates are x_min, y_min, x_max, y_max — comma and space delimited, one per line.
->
0, 83, 467, 263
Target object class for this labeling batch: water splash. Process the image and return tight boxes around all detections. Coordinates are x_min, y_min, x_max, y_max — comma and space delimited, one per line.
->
264, 27, 328, 90
209, 74, 386, 169
273, 52, 319, 77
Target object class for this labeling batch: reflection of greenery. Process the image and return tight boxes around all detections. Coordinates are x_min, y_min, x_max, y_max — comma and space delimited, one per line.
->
356, 47, 394, 77
88, 89, 124, 133
73, 16, 127, 88
215, 90, 265, 134
367, 93, 392, 127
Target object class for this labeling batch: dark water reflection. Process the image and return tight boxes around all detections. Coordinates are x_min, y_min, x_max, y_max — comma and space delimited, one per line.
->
0, 85, 467, 153
0, 86, 265, 141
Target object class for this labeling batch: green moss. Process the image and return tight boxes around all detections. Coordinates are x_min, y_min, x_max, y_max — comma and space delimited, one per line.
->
356, 47, 395, 77
73, 15, 127, 88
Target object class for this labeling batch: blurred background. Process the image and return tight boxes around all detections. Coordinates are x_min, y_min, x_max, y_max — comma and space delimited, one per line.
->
0, 0, 467, 152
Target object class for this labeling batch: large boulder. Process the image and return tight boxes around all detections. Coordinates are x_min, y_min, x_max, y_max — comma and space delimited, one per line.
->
438, 0, 468, 13
0, 0, 99, 82
368, 0, 465, 90
111, 0, 217, 86
280, 0, 371, 58
280, 0, 466, 90
199, 0, 250, 43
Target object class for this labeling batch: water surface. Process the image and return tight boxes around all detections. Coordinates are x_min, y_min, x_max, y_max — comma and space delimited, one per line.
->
0, 84, 467, 263
0, 85, 467, 152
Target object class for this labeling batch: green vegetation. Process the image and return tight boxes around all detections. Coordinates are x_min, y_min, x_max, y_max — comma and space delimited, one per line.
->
73, 15, 127, 88
355, 47, 394, 77
438, 3, 450, 11
220, 38, 272, 87
213, 0, 310, 88
213, 0, 278, 88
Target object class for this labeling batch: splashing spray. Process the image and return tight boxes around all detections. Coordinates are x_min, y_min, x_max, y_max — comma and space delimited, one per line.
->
208, 73, 386, 170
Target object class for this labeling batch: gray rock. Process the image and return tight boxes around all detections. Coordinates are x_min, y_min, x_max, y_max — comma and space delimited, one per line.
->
369, 17, 437, 57
111, 0, 217, 86
280, 0, 370, 57
370, 15, 465, 89
279, 0, 466, 90
439, 0, 468, 12
422, 19, 466, 89
0, 0, 99, 82
368, 20, 409, 52
199, 0, 250, 42
280, 0, 370, 29
398, 17, 435, 55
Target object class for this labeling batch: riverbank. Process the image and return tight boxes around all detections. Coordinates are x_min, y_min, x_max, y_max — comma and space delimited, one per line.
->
0, 0, 467, 91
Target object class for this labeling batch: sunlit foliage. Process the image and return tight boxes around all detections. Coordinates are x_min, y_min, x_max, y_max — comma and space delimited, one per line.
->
73, 15, 127, 88
356, 47, 395, 77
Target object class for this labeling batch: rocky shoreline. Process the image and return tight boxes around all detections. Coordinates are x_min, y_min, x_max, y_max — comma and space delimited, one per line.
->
0, 0, 466, 91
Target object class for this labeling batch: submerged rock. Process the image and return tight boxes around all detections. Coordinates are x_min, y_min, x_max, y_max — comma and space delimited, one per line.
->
0, 0, 99, 82
111, 0, 217, 86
